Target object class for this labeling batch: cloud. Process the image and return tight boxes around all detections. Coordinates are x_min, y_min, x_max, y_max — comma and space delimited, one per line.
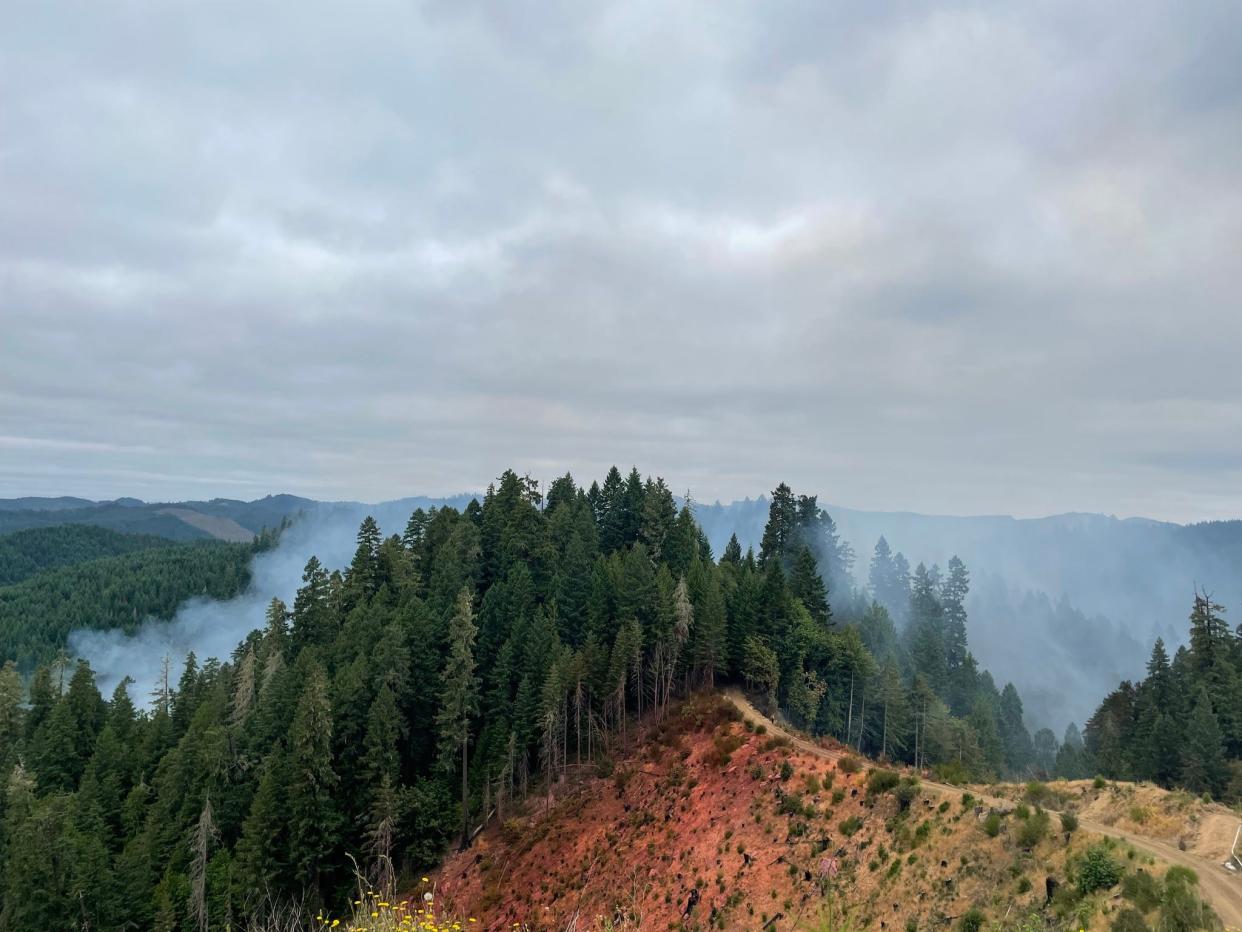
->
3, 1, 1242, 520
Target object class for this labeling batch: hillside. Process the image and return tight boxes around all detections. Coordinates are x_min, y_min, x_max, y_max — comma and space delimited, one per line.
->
0, 538, 255, 670
434, 693, 1237, 930
0, 524, 177, 586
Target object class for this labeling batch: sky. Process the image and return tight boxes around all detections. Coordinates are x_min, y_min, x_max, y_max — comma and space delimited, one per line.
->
3, 1, 1241, 522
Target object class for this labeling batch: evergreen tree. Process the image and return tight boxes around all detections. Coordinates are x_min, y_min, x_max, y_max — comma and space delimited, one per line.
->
286, 663, 340, 898
758, 483, 798, 568
789, 546, 830, 627
1181, 687, 1228, 797
437, 588, 480, 848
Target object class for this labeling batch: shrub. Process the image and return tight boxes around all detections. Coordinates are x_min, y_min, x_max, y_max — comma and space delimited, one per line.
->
1093, 775, 1107, 789
1077, 843, 1122, 894
1128, 805, 1148, 824
1121, 871, 1161, 912
1162, 865, 1197, 889
804, 774, 822, 794
779, 761, 794, 781
1014, 809, 1050, 849
1110, 908, 1150, 932
983, 812, 1002, 837
894, 779, 920, 811
1024, 780, 1050, 805
1059, 811, 1079, 833
839, 815, 864, 837
777, 791, 806, 817
958, 907, 986, 932
1160, 875, 1215, 931
961, 793, 976, 809
933, 760, 969, 785
1016, 876, 1032, 894
1014, 803, 1030, 820
866, 769, 901, 797
838, 755, 862, 774
831, 789, 845, 805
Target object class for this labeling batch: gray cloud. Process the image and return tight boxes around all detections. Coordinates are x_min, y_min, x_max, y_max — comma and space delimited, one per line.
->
3, 1, 1242, 520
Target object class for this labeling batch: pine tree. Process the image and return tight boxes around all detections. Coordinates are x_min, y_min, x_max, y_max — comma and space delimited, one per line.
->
344, 516, 383, 609
291, 556, 334, 649
0, 662, 24, 770
437, 587, 480, 848
286, 663, 339, 897
789, 546, 831, 627
905, 563, 947, 696
1181, 687, 1228, 796
758, 483, 798, 568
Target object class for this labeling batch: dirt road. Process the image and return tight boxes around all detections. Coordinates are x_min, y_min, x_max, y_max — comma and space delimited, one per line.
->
723, 689, 1242, 927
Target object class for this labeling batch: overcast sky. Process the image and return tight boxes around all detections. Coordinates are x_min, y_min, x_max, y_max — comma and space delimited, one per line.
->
3, 2, 1241, 520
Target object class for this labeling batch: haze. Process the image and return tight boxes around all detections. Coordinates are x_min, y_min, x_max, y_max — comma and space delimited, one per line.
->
4, 1, 1242, 522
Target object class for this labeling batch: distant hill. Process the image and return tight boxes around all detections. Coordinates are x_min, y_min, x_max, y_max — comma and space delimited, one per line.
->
0, 492, 479, 543
0, 524, 177, 586
0, 496, 97, 512
0, 494, 320, 541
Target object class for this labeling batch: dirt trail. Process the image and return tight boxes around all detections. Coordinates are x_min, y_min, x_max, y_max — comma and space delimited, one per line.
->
723, 689, 1242, 927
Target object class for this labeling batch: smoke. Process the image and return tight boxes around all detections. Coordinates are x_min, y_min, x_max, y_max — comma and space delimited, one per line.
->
695, 499, 1242, 734
69, 498, 472, 701
70, 489, 1240, 733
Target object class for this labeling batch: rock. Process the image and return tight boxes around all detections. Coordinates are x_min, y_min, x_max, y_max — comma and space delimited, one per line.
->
682, 888, 700, 919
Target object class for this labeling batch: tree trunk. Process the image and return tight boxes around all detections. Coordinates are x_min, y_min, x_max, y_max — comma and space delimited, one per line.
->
460, 738, 469, 849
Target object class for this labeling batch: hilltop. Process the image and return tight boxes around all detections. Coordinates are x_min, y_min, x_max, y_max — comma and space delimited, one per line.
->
433, 693, 1238, 930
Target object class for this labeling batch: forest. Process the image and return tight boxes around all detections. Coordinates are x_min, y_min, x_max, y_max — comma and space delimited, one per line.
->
0, 532, 274, 673
1083, 593, 1242, 799
0, 524, 179, 587
0, 468, 1236, 929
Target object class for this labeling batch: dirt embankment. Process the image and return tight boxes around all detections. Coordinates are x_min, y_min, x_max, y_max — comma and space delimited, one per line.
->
433, 692, 1241, 929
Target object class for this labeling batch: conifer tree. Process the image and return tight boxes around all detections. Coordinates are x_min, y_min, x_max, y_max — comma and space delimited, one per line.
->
1181, 687, 1228, 796
437, 587, 480, 848
286, 663, 339, 897
758, 483, 798, 568
789, 546, 830, 627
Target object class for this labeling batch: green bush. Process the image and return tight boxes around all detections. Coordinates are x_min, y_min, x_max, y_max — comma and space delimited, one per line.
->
1093, 775, 1107, 789
1014, 809, 1050, 848
1059, 811, 1079, 833
866, 769, 901, 797
958, 907, 985, 932
779, 761, 794, 781
1159, 877, 1215, 932
1162, 865, 1198, 889
1077, 843, 1122, 894
983, 812, 1002, 837
839, 815, 864, 837
1120, 870, 1161, 912
838, 755, 862, 774
894, 779, 920, 811
1109, 908, 1150, 932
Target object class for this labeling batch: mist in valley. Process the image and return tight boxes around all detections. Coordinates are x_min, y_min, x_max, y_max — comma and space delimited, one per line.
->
68, 497, 471, 701
70, 488, 1242, 736
695, 499, 1242, 733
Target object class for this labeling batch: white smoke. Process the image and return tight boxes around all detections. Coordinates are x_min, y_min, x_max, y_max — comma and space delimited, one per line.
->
68, 500, 450, 701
